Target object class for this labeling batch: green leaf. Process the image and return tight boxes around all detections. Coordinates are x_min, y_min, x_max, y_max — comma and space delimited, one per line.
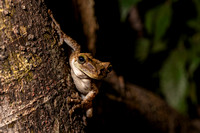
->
118, 0, 141, 21
151, 40, 167, 53
134, 38, 150, 62
160, 47, 188, 114
145, 4, 172, 41
188, 33, 200, 75
154, 4, 172, 41
145, 7, 156, 35
186, 34, 200, 105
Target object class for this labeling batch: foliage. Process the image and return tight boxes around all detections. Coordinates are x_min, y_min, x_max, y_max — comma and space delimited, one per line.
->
118, 0, 200, 114
118, 0, 141, 21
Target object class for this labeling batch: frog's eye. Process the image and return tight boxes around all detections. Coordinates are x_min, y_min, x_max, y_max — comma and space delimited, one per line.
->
107, 65, 112, 72
78, 56, 86, 64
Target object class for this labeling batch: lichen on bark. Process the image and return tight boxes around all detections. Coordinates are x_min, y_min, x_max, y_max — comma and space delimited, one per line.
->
0, 0, 86, 132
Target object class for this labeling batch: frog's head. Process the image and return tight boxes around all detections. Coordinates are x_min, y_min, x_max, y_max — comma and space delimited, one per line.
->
70, 52, 112, 79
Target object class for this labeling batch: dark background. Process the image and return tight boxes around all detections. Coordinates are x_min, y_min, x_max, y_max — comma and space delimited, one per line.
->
45, 0, 200, 132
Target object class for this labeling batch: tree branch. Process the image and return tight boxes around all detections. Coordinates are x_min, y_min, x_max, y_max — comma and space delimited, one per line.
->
105, 71, 200, 133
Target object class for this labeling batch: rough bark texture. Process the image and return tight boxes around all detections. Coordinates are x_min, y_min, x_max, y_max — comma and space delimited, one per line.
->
0, 0, 85, 132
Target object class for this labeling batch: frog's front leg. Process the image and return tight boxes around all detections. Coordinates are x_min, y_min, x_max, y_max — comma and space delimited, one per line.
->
82, 84, 98, 117
81, 83, 98, 107
69, 84, 98, 117
49, 9, 81, 51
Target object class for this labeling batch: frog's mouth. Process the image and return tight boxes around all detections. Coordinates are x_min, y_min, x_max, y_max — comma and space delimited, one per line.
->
73, 58, 111, 80
77, 65, 110, 80
72, 64, 98, 79
79, 68, 100, 79
73, 61, 99, 79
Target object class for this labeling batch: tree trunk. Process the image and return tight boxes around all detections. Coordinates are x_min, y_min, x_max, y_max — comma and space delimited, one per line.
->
0, 0, 85, 132
72, 0, 98, 55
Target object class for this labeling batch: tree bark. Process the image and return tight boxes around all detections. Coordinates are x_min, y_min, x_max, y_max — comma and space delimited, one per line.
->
72, 0, 98, 55
0, 0, 85, 132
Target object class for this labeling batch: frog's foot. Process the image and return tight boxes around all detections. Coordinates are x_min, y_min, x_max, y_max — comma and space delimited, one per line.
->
69, 104, 82, 115
68, 97, 93, 117
68, 87, 97, 117
67, 92, 81, 104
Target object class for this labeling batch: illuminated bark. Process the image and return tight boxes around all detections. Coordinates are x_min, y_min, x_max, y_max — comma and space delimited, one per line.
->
0, 0, 85, 132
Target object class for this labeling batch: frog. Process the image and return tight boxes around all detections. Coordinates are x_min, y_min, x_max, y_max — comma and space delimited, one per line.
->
69, 52, 112, 117
49, 10, 112, 117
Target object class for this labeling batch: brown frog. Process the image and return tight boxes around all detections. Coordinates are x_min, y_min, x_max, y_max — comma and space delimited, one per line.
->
69, 52, 111, 117
49, 11, 112, 117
